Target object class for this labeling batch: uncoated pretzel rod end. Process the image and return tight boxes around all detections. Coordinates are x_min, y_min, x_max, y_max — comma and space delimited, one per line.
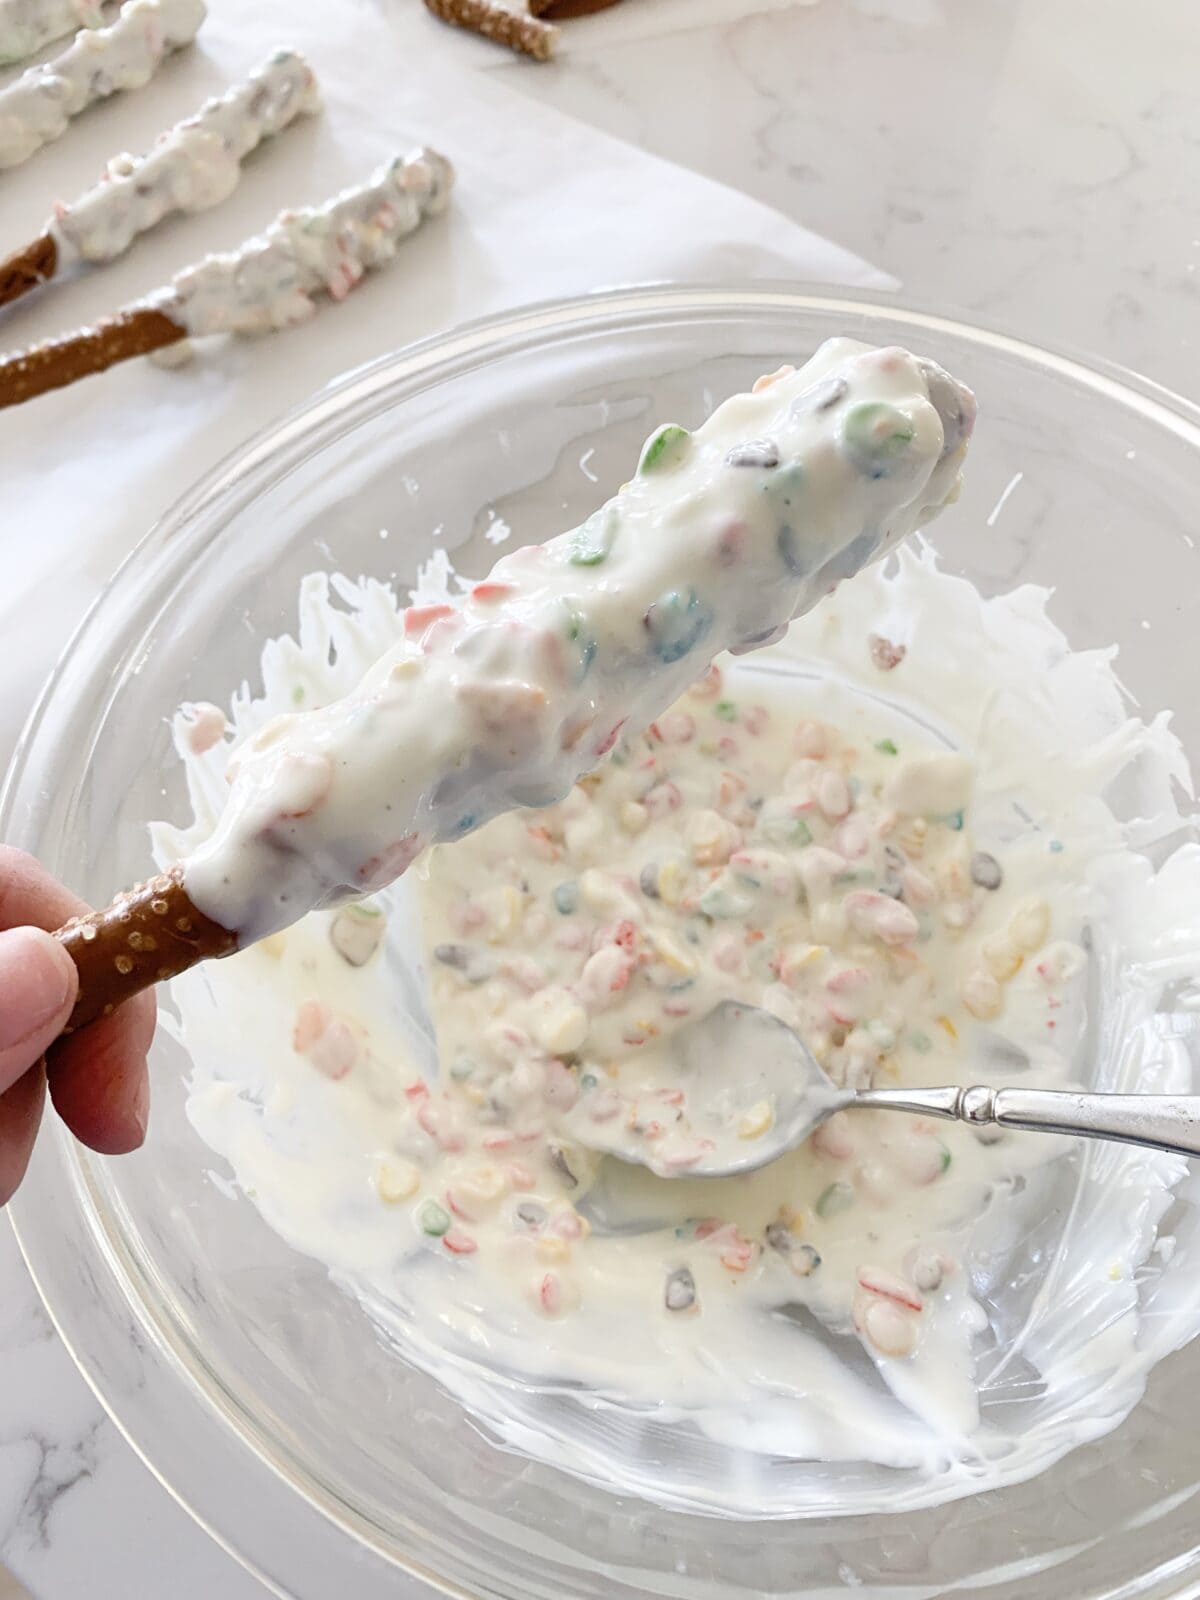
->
0, 231, 58, 309
0, 303, 185, 409
54, 866, 238, 1033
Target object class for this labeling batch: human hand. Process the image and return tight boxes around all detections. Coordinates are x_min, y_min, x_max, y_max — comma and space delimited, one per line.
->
0, 847, 154, 1205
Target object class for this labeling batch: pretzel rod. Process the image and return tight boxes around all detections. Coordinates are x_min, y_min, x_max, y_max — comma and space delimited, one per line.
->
50, 343, 975, 1036
0, 231, 57, 309
422, 0, 557, 60
0, 50, 320, 314
54, 867, 237, 1033
0, 148, 454, 409
0, 0, 101, 67
0, 0, 206, 171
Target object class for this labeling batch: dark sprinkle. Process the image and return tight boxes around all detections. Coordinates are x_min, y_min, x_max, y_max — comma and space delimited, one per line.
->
777, 523, 804, 575
434, 943, 470, 969
548, 1143, 578, 1188
792, 375, 848, 415
726, 438, 780, 469
665, 1266, 697, 1312
639, 863, 661, 899
515, 1200, 547, 1231
970, 851, 1003, 890
765, 1222, 794, 1255
791, 1243, 822, 1277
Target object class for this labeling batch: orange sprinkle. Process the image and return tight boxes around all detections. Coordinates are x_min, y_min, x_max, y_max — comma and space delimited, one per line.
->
935, 1015, 958, 1041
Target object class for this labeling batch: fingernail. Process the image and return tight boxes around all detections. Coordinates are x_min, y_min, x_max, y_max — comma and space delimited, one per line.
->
0, 927, 75, 1051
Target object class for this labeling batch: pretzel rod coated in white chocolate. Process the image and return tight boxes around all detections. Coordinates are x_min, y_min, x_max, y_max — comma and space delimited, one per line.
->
0, 0, 101, 65
0, 0, 206, 170
0, 148, 455, 407
49, 49, 320, 266
151, 146, 454, 336
183, 343, 976, 943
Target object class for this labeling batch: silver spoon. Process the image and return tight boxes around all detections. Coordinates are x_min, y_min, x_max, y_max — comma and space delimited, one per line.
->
563, 1000, 1200, 1180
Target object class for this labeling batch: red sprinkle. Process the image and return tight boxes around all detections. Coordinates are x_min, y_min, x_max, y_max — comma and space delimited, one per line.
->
404, 603, 454, 635
471, 581, 515, 602
595, 719, 627, 758
443, 1229, 478, 1255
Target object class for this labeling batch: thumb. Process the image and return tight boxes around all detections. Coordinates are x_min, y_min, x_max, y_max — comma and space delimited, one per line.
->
0, 927, 78, 1093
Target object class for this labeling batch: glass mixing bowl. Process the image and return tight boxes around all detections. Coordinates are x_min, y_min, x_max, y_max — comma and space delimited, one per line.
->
5, 286, 1200, 1600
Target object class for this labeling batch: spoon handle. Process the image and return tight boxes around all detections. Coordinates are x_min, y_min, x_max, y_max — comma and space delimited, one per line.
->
853, 1085, 1200, 1160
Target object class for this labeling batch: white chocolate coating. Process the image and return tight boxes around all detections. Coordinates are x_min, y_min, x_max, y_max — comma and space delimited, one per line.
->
0, 0, 205, 170
184, 342, 976, 942
166, 544, 1200, 1513
49, 49, 320, 266
0, 0, 101, 67
152, 147, 454, 337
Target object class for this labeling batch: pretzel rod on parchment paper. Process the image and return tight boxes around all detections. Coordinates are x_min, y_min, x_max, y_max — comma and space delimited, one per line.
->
0, 0, 206, 171
0, 50, 320, 312
0, 147, 454, 408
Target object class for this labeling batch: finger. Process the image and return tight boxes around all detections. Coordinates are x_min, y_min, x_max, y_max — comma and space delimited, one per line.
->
0, 925, 79, 1096
0, 845, 88, 932
47, 992, 154, 1155
0, 1062, 46, 1207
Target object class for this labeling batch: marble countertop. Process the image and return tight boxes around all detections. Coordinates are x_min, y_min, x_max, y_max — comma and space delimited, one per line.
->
1, 1, 1196, 1595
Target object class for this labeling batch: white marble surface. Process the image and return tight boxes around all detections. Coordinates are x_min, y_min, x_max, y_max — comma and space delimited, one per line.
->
1, 1, 1197, 1596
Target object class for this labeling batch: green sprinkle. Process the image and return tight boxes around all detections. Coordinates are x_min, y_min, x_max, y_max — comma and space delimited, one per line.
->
714, 700, 738, 722
291, 685, 306, 704
418, 1201, 450, 1237
553, 882, 579, 915
449, 1058, 475, 1082
842, 402, 915, 478
815, 1181, 855, 1219
908, 1030, 933, 1053
762, 811, 812, 847
638, 424, 690, 475
937, 1141, 952, 1175
875, 738, 898, 756
568, 509, 616, 567
1049, 838, 1064, 854
945, 810, 965, 831
581, 1073, 599, 1091
699, 883, 755, 920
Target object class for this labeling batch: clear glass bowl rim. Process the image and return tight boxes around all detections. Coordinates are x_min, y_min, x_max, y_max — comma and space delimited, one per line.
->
5, 281, 1200, 1600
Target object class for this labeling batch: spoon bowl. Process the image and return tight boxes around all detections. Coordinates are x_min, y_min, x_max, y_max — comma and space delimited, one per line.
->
564, 1000, 1200, 1177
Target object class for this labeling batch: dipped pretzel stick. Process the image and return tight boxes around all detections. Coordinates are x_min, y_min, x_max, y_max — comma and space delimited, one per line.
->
50, 343, 976, 1037
0, 0, 206, 171
0, 51, 320, 312
0, 147, 454, 409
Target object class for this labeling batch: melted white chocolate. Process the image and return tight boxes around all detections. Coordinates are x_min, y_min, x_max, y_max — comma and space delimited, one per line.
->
161, 543, 1200, 1516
